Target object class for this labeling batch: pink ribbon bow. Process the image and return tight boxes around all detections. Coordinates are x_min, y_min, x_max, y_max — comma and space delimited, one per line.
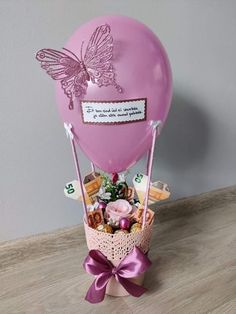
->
83, 246, 151, 303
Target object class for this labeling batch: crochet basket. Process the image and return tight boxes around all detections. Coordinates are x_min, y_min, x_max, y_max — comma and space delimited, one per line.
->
84, 219, 154, 296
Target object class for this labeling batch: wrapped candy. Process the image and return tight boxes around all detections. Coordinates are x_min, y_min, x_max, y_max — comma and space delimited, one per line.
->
114, 229, 129, 234
130, 223, 142, 233
119, 217, 131, 230
98, 201, 107, 211
96, 224, 113, 234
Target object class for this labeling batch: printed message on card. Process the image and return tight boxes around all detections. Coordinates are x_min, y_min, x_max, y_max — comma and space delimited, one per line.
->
81, 98, 146, 124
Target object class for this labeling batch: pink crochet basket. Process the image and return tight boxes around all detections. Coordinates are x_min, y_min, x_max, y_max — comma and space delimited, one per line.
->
84, 219, 154, 296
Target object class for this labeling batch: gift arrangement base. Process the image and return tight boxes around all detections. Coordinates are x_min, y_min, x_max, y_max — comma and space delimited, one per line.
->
84, 219, 153, 297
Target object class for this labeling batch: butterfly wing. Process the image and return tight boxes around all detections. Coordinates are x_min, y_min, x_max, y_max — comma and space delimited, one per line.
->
36, 49, 88, 108
83, 24, 122, 93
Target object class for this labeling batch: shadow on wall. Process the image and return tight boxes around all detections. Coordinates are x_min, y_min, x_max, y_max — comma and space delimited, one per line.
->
153, 91, 211, 199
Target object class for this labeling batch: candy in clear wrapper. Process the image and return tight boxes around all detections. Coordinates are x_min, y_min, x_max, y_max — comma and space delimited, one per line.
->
107, 218, 120, 228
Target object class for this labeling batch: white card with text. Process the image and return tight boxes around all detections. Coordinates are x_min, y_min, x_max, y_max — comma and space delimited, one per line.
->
81, 98, 146, 124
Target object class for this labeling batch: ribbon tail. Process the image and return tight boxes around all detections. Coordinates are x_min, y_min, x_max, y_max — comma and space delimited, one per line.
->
117, 275, 147, 297
85, 272, 112, 304
85, 278, 107, 304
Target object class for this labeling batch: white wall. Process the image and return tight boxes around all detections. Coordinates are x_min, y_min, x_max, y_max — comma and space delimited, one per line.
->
0, 0, 236, 241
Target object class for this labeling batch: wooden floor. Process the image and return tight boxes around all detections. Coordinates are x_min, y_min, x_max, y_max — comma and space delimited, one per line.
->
0, 186, 236, 314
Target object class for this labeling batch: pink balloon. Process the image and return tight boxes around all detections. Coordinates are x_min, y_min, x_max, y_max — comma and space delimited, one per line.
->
56, 15, 172, 173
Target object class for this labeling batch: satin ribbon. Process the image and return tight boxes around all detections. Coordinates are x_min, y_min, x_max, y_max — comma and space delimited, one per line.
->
83, 246, 151, 303
64, 122, 74, 139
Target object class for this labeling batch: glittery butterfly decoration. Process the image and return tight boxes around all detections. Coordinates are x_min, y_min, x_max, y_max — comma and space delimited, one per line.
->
36, 24, 123, 110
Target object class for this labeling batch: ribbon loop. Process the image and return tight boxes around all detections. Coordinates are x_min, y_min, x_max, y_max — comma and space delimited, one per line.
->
83, 246, 151, 303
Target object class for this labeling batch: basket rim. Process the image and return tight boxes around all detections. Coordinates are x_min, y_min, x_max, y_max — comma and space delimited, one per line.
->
83, 216, 154, 238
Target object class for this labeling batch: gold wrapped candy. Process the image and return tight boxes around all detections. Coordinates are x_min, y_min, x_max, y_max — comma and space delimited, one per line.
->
130, 222, 142, 233
96, 224, 113, 234
114, 229, 129, 234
